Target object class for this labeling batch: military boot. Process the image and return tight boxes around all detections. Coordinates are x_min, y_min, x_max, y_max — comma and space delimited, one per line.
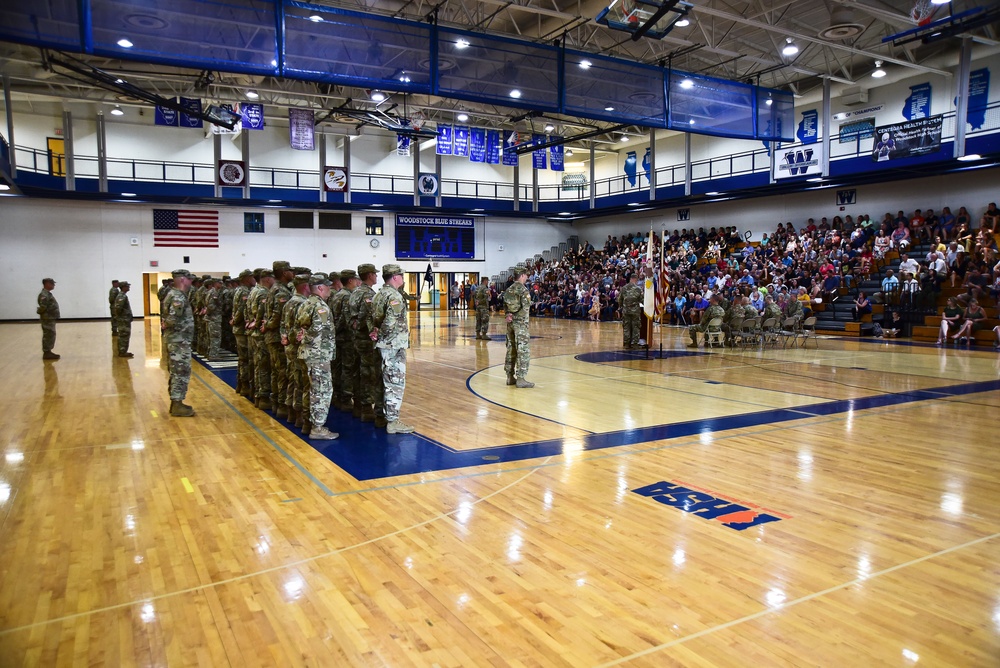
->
352, 398, 364, 419
515, 378, 535, 389
295, 412, 305, 429
506, 375, 516, 386
43, 351, 60, 360
374, 414, 388, 429
302, 419, 312, 434
258, 396, 272, 411
169, 400, 195, 417
309, 426, 339, 440
360, 405, 376, 423
287, 407, 298, 425
276, 404, 288, 418
386, 420, 415, 434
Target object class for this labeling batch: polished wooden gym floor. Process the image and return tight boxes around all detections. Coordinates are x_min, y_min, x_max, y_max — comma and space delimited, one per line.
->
1, 312, 998, 666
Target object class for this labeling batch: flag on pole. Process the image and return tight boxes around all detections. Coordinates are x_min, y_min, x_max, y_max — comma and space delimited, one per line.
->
655, 231, 670, 321
643, 224, 655, 319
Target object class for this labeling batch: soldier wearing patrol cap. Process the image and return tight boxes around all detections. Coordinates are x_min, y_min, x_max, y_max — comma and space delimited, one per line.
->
247, 268, 273, 409
204, 277, 224, 360
296, 273, 338, 440
282, 273, 311, 427
191, 275, 208, 355
372, 263, 415, 433
163, 269, 196, 416
502, 265, 534, 388
618, 272, 643, 349
113, 281, 134, 358
219, 276, 234, 352
157, 277, 174, 363
231, 269, 256, 398
266, 261, 294, 418
108, 279, 121, 337
332, 269, 359, 411
349, 263, 379, 421
38, 277, 60, 359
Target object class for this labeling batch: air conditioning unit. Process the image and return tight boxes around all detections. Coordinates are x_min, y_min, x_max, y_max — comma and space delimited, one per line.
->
841, 86, 868, 106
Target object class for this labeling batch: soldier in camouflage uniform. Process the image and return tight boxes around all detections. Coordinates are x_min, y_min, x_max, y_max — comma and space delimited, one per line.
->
247, 268, 274, 410
265, 261, 294, 418
373, 263, 415, 433
296, 273, 338, 440
723, 296, 747, 345
349, 263, 379, 421
323, 272, 343, 410
113, 281, 134, 358
203, 278, 223, 360
231, 269, 255, 398
502, 266, 533, 388
190, 277, 205, 356
474, 277, 491, 340
220, 276, 234, 353
163, 269, 196, 416
742, 296, 759, 320
108, 279, 120, 336
783, 293, 804, 322
688, 294, 725, 347
157, 278, 173, 363
37, 278, 61, 360
332, 269, 360, 412
763, 295, 783, 323
282, 273, 311, 428
617, 273, 643, 349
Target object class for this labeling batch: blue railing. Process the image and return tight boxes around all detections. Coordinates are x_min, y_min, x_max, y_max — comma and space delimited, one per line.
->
13, 102, 999, 204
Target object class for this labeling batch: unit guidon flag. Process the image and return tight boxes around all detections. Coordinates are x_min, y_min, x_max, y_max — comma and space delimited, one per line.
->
153, 209, 220, 247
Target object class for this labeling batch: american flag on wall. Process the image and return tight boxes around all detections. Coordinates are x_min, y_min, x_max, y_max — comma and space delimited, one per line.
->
153, 209, 220, 247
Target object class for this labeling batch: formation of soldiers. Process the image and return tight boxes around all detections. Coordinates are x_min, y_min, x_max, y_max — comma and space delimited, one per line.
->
687, 292, 786, 347
221, 260, 416, 437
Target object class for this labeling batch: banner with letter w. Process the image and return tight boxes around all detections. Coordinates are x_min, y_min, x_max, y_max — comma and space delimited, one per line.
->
772, 143, 823, 180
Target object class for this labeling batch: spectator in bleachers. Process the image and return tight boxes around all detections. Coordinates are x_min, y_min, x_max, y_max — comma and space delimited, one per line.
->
950, 298, 986, 346
852, 291, 872, 321
891, 220, 912, 251
937, 297, 964, 346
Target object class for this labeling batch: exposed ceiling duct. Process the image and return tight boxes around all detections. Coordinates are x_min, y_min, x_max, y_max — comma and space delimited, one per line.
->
817, 4, 867, 41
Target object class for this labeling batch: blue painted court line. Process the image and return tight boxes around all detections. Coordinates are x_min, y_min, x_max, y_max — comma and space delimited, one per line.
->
195, 356, 1000, 482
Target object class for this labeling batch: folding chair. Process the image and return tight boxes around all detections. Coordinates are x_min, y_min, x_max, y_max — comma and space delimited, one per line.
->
760, 317, 779, 348
778, 316, 801, 348
799, 316, 819, 348
704, 317, 725, 348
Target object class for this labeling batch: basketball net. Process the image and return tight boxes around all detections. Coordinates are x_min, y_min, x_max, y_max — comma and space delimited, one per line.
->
910, 0, 935, 27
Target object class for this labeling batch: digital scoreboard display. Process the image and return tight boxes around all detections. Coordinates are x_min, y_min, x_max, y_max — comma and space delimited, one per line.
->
395, 214, 476, 259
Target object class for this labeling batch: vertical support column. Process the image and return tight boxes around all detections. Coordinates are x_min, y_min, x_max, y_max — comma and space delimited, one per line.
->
96, 111, 107, 192
684, 133, 692, 197
3, 74, 16, 176
513, 159, 520, 211
318, 133, 326, 203
589, 141, 595, 209
241, 129, 250, 199
62, 110, 75, 191
532, 165, 538, 213
343, 136, 351, 204
821, 77, 831, 177
213, 132, 221, 197
953, 37, 972, 158
412, 139, 420, 206
435, 152, 442, 207
648, 130, 656, 200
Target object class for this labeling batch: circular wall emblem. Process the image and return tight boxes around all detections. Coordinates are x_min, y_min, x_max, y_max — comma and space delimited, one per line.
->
324, 167, 348, 192
218, 161, 245, 185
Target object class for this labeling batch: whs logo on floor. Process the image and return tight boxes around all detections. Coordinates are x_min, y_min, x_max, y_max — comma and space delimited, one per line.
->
632, 480, 791, 531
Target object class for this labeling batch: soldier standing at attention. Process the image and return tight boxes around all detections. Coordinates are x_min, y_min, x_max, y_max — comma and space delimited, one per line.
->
372, 264, 414, 434
617, 273, 643, 349
157, 278, 173, 363
688, 294, 725, 347
349, 263, 379, 422
108, 279, 120, 337
114, 281, 134, 358
38, 278, 61, 360
204, 278, 223, 360
230, 269, 255, 399
332, 269, 359, 412
266, 261, 293, 419
282, 273, 311, 429
220, 276, 234, 353
474, 276, 491, 340
296, 273, 338, 440
190, 276, 206, 355
502, 266, 533, 388
163, 269, 196, 417
247, 268, 273, 410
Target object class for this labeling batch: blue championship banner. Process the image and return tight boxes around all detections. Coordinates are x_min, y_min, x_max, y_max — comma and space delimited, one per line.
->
395, 214, 475, 260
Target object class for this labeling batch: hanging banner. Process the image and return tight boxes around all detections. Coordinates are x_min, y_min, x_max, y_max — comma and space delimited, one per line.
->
872, 116, 942, 162
436, 124, 453, 155
397, 133, 411, 156
967, 68, 990, 131
903, 82, 932, 120
155, 101, 179, 127
179, 97, 203, 128
323, 166, 349, 192
773, 144, 823, 179
289, 108, 315, 150
239, 103, 264, 130
549, 136, 564, 172
502, 130, 519, 167
453, 125, 470, 157
469, 128, 486, 163
211, 103, 241, 135
486, 130, 501, 164
532, 134, 547, 170
797, 109, 818, 144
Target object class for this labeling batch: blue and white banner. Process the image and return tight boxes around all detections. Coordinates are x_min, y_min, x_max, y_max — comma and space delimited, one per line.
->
417, 173, 439, 196
155, 101, 178, 127
397, 214, 474, 227
453, 125, 470, 157
549, 136, 564, 172
289, 108, 315, 150
239, 103, 264, 130
436, 124, 453, 155
773, 143, 824, 179
904, 82, 932, 120
469, 128, 486, 163
797, 109, 818, 144
502, 130, 519, 166
486, 130, 501, 164
179, 97, 203, 128
532, 134, 547, 170
397, 133, 411, 156
967, 68, 990, 131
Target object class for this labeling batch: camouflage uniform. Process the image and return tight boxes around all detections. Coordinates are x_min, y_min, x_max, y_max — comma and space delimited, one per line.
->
37, 285, 60, 354
265, 279, 291, 413
764, 302, 783, 323
282, 282, 309, 417
247, 278, 271, 405
205, 284, 222, 359
163, 285, 195, 400
723, 301, 747, 343
231, 277, 253, 397
157, 282, 172, 363
330, 273, 356, 408
191, 282, 206, 355
502, 279, 532, 382
618, 280, 643, 348
373, 277, 409, 424
113, 289, 133, 355
784, 297, 804, 321
349, 278, 379, 418
108, 284, 120, 335
220, 280, 234, 352
689, 303, 725, 346
474, 282, 491, 339
297, 287, 336, 429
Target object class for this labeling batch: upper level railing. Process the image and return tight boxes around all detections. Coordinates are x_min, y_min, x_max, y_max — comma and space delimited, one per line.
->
12, 102, 1000, 205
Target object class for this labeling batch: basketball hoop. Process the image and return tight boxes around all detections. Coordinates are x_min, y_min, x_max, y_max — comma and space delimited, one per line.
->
910, 0, 935, 27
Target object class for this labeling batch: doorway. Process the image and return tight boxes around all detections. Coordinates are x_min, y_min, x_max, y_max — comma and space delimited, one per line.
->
46, 137, 65, 177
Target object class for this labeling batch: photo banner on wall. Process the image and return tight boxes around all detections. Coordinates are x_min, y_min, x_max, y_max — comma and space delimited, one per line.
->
469, 128, 486, 163
289, 108, 315, 150
872, 116, 942, 162
773, 143, 824, 180
436, 124, 453, 155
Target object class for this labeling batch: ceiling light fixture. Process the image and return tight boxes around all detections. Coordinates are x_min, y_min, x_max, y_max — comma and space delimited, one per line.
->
309, 15, 323, 22
675, 18, 690, 27
871, 60, 886, 78
957, 154, 981, 161
579, 60, 592, 69
457, 112, 469, 122
111, 105, 124, 116
620, 135, 629, 142
679, 78, 694, 89
782, 38, 799, 57
117, 38, 133, 48
398, 72, 411, 83
0, 184, 11, 191
605, 105, 615, 111
370, 90, 386, 102
245, 90, 259, 99
456, 38, 470, 49
566, 149, 573, 156
930, 0, 950, 4
509, 89, 522, 99
544, 124, 554, 133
